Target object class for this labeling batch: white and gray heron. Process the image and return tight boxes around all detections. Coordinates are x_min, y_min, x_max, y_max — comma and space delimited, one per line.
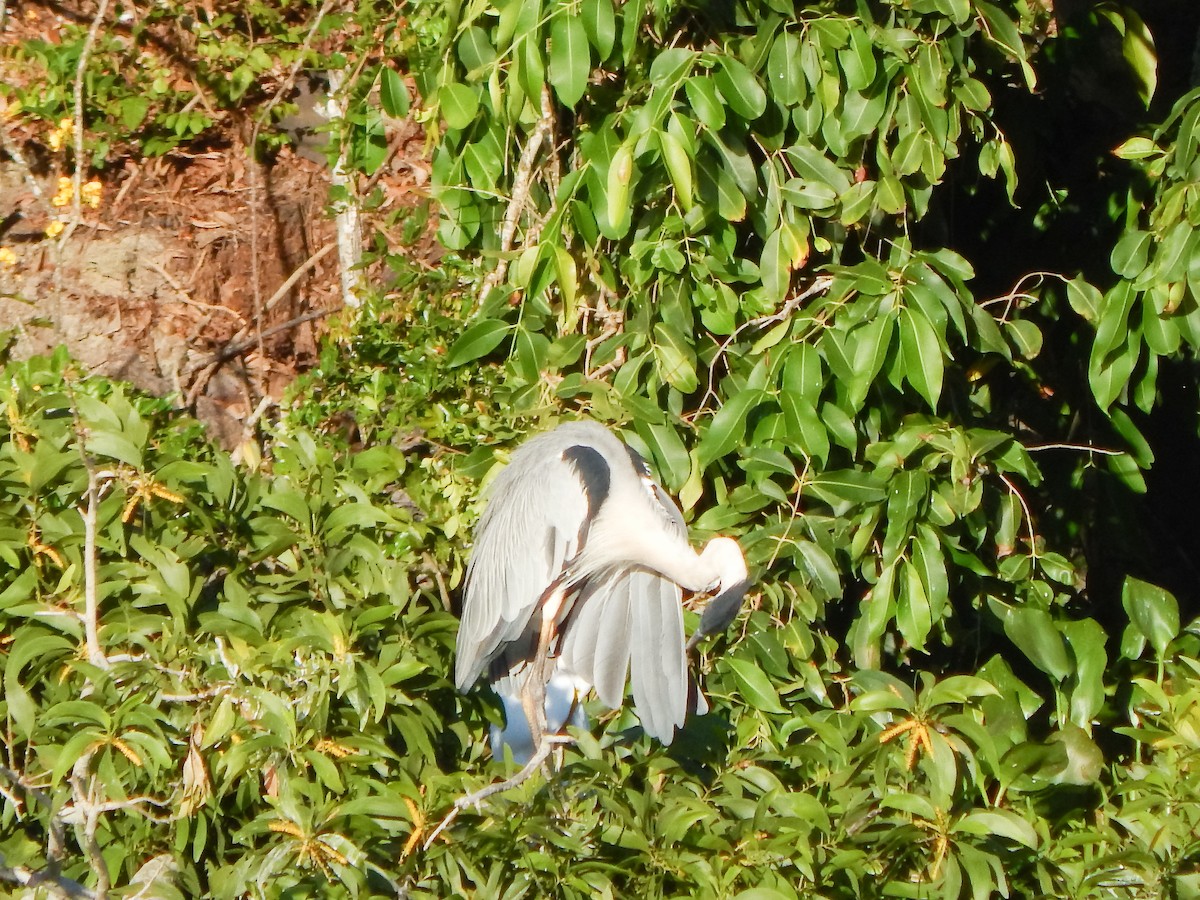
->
454, 420, 750, 761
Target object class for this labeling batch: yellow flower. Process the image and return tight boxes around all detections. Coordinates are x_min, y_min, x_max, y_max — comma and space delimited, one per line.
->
48, 118, 73, 152
0, 247, 17, 268
50, 176, 73, 208
81, 180, 102, 209
45, 220, 64, 238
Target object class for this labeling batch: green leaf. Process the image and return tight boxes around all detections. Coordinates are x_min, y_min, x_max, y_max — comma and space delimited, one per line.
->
581, 0, 616, 58
684, 76, 726, 131
1061, 618, 1107, 727
1097, 5, 1157, 107
605, 141, 634, 236
727, 657, 787, 714
805, 468, 887, 506
1005, 319, 1043, 359
767, 31, 804, 105
1066, 276, 1102, 323
652, 322, 698, 393
447, 318, 510, 367
1003, 608, 1072, 681
549, 14, 590, 107
714, 56, 766, 120
976, 1, 1035, 88
780, 392, 829, 463
900, 306, 944, 410
1121, 576, 1179, 659
897, 560, 931, 651
380, 67, 410, 118
696, 389, 766, 468
658, 130, 694, 211
86, 430, 144, 467
649, 47, 696, 88
438, 82, 479, 130
954, 810, 1038, 848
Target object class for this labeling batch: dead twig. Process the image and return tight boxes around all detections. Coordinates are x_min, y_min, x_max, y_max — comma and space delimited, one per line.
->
479, 85, 556, 304
699, 275, 834, 414
0, 863, 92, 899
183, 243, 337, 406
423, 736, 570, 851
146, 259, 246, 322
65, 0, 112, 241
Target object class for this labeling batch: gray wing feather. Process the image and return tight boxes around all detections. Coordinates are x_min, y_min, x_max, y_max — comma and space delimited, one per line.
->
628, 569, 687, 742
557, 571, 634, 709
455, 436, 596, 689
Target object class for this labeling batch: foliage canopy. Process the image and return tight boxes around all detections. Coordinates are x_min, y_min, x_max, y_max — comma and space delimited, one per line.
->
2, 0, 1200, 897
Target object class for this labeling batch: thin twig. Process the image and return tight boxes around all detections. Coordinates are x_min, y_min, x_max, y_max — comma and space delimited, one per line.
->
183, 243, 337, 406
0, 863, 92, 899
479, 85, 556, 305
66, 0, 112, 240
699, 275, 834, 413
80, 468, 111, 670
997, 471, 1038, 561
0, 119, 48, 206
243, 0, 336, 387
185, 304, 341, 407
146, 260, 246, 322
1025, 441, 1123, 456
422, 552, 452, 612
423, 736, 570, 850
70, 751, 109, 898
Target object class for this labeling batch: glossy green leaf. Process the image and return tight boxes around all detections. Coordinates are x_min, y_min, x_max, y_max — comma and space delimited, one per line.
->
714, 56, 767, 119
549, 14, 590, 107
447, 318, 510, 367
380, 67, 410, 117
900, 306, 944, 410
1003, 607, 1072, 681
581, 0, 616, 58
727, 657, 787, 714
1121, 576, 1179, 659
438, 82, 479, 130
696, 389, 766, 468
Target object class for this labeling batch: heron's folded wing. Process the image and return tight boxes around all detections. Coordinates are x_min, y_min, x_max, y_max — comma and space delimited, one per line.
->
455, 437, 607, 689
557, 570, 632, 709
628, 569, 687, 743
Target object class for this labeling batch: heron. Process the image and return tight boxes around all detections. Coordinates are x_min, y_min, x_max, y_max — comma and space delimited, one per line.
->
454, 420, 750, 761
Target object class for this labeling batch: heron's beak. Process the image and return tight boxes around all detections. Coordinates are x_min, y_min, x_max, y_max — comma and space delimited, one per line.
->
687, 578, 749, 649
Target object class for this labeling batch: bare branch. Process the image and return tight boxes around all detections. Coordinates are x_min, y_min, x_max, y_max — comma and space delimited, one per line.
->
0, 862, 93, 899
423, 735, 571, 850
479, 85, 556, 304
80, 468, 111, 670
66, 0, 112, 238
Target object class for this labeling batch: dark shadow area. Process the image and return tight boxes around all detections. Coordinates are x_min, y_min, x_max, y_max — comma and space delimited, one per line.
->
917, 1, 1200, 626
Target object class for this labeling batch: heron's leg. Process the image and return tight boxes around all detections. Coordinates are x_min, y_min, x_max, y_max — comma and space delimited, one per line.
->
520, 585, 566, 751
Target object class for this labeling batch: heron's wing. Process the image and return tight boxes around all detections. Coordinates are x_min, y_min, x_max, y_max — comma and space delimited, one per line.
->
627, 569, 688, 742
455, 438, 610, 690
557, 571, 633, 709
557, 566, 688, 744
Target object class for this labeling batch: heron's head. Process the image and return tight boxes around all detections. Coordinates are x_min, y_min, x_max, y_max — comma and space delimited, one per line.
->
701, 537, 748, 593
689, 537, 750, 647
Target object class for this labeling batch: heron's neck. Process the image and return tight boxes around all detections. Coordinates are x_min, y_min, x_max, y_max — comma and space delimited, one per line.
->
582, 520, 717, 592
